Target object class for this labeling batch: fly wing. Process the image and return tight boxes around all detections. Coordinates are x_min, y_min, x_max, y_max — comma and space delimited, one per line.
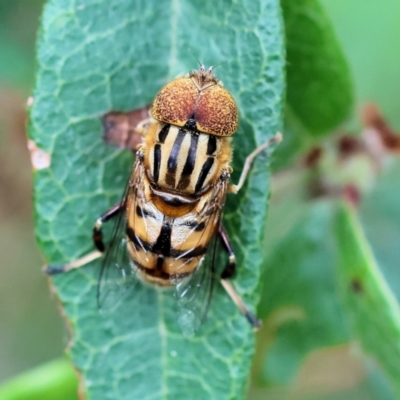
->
174, 178, 228, 336
175, 233, 220, 336
97, 158, 145, 311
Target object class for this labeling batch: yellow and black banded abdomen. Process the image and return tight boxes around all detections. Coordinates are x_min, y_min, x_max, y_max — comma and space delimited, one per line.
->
144, 121, 231, 196
126, 176, 218, 286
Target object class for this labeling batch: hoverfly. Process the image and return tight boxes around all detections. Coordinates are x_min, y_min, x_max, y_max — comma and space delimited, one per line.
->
46, 65, 281, 334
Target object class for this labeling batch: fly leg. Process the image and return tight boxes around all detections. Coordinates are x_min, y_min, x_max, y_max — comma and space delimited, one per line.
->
229, 132, 282, 194
44, 202, 125, 275
222, 134, 282, 326
218, 225, 262, 329
92, 202, 125, 251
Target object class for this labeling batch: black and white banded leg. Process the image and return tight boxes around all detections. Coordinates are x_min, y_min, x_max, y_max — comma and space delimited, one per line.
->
44, 202, 125, 275
218, 225, 262, 329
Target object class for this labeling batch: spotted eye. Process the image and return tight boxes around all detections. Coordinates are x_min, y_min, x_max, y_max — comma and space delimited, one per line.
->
195, 85, 238, 136
151, 75, 239, 137
151, 77, 198, 128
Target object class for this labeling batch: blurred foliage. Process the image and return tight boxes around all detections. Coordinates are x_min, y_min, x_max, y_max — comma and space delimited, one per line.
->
252, 0, 400, 398
0, 1, 44, 90
1, 0, 400, 399
0, 0, 65, 386
258, 200, 348, 386
335, 201, 400, 396
282, 0, 354, 136
321, 0, 400, 130
0, 359, 78, 400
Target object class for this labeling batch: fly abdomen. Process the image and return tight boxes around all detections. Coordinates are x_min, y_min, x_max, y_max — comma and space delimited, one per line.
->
127, 199, 212, 285
152, 219, 172, 255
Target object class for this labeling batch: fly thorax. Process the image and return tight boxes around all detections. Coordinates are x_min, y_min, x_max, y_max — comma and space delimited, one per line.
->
147, 123, 230, 196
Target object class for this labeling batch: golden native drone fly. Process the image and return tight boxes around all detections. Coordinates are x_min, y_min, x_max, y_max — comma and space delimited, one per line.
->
45, 65, 281, 333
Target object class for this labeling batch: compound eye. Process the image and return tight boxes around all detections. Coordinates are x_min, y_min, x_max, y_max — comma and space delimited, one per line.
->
195, 85, 239, 136
151, 78, 197, 127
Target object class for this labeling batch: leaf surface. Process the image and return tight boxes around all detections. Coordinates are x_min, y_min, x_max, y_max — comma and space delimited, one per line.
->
251, 175, 398, 398
282, 0, 354, 136
255, 200, 349, 386
29, 1, 285, 399
334, 201, 400, 396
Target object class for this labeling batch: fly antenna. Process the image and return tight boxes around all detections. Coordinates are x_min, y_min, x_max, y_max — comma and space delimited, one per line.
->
188, 48, 205, 71
209, 60, 226, 72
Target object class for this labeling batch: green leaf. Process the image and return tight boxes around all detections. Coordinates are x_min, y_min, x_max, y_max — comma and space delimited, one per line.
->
282, 0, 354, 135
0, 359, 78, 400
334, 201, 400, 396
29, 1, 284, 399
359, 161, 400, 303
254, 200, 349, 386
249, 175, 396, 398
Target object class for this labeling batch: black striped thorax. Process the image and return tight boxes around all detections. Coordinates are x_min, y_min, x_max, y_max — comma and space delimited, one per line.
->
146, 121, 225, 195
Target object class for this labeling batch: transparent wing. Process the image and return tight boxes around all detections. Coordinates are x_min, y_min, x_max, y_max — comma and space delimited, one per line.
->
174, 180, 228, 336
175, 233, 220, 336
97, 166, 141, 311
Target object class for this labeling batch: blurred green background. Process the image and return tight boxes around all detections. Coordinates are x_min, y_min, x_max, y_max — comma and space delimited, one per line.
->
0, 1, 399, 399
0, 0, 65, 383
